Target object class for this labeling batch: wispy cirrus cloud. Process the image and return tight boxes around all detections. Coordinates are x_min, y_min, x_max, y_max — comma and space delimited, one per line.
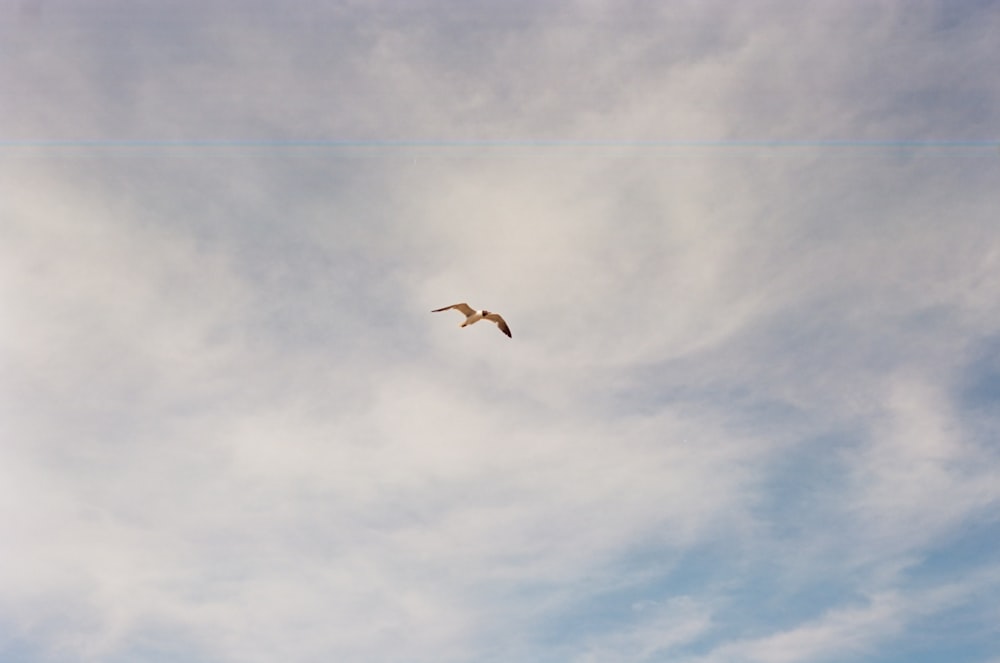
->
2, 1, 999, 662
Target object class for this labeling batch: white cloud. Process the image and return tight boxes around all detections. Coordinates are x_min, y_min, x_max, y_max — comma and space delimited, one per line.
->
2, 1, 1000, 661
841, 375, 1000, 570
698, 571, 1000, 663
574, 597, 713, 662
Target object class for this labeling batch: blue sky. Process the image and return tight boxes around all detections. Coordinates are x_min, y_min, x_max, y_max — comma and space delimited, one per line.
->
2, 1, 999, 662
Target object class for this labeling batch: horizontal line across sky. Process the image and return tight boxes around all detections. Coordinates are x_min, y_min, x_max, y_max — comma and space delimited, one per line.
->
2, 138, 998, 149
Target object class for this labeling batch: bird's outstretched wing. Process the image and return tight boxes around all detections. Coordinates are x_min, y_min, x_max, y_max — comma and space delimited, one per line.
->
432, 303, 475, 316
483, 312, 512, 338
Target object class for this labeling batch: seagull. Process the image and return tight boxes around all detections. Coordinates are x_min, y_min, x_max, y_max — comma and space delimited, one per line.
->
432, 302, 512, 338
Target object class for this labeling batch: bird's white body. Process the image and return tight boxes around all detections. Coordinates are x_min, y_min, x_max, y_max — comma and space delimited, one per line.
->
432, 303, 512, 338
461, 310, 486, 327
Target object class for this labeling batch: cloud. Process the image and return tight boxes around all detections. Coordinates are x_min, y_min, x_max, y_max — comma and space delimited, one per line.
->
2, 1, 1000, 661
574, 597, 713, 662
696, 571, 1000, 663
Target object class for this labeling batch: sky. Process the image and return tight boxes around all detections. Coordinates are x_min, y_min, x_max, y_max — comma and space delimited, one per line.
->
2, 1, 1000, 662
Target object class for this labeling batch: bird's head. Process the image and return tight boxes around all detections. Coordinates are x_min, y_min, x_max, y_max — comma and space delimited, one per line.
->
482, 310, 490, 316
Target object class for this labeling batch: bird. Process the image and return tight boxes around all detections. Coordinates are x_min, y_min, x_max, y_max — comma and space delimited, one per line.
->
432, 302, 512, 338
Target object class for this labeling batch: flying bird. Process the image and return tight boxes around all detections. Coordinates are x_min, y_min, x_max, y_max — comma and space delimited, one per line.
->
432, 302, 512, 338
